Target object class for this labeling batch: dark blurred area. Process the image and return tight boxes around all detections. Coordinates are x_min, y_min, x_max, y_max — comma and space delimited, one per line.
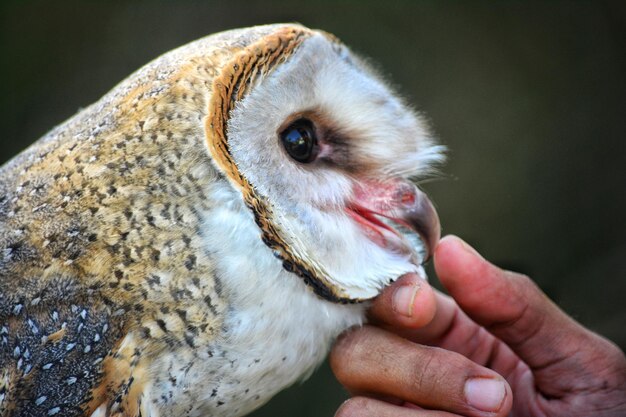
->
1, 1, 625, 416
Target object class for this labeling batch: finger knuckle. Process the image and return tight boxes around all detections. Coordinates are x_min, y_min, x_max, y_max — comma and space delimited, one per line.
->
410, 346, 446, 391
330, 326, 371, 379
508, 272, 544, 303
602, 340, 626, 374
509, 271, 534, 289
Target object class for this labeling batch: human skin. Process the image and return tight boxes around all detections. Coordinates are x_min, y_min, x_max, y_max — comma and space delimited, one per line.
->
330, 235, 626, 417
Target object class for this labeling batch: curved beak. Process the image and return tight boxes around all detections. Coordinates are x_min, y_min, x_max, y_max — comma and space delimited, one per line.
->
388, 182, 440, 261
349, 180, 441, 262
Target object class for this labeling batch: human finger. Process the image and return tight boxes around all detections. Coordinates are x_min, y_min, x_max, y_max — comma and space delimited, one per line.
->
434, 235, 626, 386
368, 273, 437, 329
336, 396, 462, 417
330, 326, 512, 417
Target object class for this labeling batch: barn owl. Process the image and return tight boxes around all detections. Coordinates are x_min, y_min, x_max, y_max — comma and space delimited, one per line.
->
0, 24, 443, 417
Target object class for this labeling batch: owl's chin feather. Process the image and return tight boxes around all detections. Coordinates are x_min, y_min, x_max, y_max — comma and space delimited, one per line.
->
272, 192, 434, 302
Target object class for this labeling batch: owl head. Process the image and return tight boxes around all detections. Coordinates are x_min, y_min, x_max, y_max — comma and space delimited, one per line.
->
205, 24, 444, 303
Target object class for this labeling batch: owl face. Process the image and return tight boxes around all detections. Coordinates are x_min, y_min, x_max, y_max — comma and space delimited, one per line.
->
206, 26, 443, 302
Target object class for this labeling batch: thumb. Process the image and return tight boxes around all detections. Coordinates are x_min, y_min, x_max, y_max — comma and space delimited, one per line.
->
433, 235, 623, 392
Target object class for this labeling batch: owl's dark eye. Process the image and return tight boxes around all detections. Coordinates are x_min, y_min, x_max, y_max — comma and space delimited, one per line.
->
280, 118, 318, 163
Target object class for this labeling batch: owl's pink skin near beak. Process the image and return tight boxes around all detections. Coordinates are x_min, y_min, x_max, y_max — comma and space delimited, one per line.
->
347, 180, 440, 262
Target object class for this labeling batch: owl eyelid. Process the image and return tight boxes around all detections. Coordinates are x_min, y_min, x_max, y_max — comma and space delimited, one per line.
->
276, 109, 322, 133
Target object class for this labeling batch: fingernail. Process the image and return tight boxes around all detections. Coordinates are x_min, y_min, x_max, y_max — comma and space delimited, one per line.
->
392, 283, 420, 317
464, 377, 506, 412
458, 238, 484, 260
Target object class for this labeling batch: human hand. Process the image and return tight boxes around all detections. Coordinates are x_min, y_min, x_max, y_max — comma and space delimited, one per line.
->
330, 235, 626, 416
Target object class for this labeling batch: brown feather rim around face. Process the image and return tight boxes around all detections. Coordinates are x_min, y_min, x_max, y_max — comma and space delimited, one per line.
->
205, 26, 358, 304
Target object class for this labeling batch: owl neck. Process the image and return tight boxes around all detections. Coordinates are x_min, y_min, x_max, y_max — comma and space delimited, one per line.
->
195, 180, 365, 415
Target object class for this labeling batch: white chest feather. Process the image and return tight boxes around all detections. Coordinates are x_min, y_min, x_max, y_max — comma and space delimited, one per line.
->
149, 183, 365, 417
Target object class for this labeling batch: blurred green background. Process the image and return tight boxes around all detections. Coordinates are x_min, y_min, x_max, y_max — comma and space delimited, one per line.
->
1, 1, 625, 416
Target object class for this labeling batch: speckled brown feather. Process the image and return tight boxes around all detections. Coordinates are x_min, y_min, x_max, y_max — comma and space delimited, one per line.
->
0, 24, 321, 417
